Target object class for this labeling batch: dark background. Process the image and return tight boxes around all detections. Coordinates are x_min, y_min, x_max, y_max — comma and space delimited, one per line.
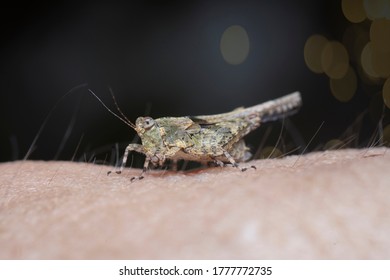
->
0, 0, 386, 164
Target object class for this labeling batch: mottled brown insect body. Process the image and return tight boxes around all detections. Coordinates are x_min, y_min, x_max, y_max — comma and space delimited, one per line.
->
111, 91, 302, 181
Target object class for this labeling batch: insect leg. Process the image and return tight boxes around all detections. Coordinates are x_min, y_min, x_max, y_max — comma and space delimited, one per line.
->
107, 143, 145, 175
213, 159, 225, 167
222, 150, 239, 168
222, 150, 256, 172
130, 156, 150, 182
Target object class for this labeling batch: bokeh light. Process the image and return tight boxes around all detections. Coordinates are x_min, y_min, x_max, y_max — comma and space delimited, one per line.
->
371, 43, 390, 78
361, 42, 380, 78
330, 66, 357, 102
220, 25, 250, 65
304, 34, 328, 73
342, 0, 366, 23
383, 77, 390, 108
370, 19, 390, 52
369, 19, 390, 77
363, 0, 390, 20
304, 1, 390, 150
321, 41, 349, 79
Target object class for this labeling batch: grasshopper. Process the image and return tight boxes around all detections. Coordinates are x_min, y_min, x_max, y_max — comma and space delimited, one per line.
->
90, 90, 302, 181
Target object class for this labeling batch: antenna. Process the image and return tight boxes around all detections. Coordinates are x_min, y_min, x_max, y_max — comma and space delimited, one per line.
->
87, 89, 136, 130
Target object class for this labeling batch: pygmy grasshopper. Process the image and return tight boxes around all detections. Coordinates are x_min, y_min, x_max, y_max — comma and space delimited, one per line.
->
92, 91, 302, 181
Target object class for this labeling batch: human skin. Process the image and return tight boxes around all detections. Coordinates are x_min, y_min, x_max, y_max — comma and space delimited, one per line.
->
0, 148, 389, 259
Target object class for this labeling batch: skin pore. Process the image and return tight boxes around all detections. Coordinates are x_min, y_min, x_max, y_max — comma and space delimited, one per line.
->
0, 147, 389, 259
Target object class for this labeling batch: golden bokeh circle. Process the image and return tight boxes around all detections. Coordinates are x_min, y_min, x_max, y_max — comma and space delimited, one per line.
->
361, 42, 380, 78
304, 34, 329, 73
364, 0, 390, 20
370, 19, 390, 52
369, 19, 390, 78
220, 25, 250, 65
330, 66, 357, 102
321, 41, 349, 79
342, 0, 366, 23
371, 42, 390, 78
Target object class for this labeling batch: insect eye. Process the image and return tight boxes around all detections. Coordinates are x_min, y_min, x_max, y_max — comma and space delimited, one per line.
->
143, 117, 155, 129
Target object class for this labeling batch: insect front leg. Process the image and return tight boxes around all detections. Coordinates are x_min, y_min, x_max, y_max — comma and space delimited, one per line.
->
130, 156, 150, 182
108, 143, 145, 175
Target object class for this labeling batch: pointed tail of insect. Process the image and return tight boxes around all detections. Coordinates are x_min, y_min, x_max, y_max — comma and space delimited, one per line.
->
254, 91, 302, 122
192, 91, 302, 124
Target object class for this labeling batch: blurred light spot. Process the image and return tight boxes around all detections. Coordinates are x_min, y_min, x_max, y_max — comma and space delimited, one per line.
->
321, 41, 349, 79
259, 146, 282, 159
383, 124, 390, 146
371, 43, 390, 78
383, 77, 390, 108
364, 0, 390, 20
370, 19, 390, 52
369, 19, 390, 77
330, 66, 357, 102
220, 25, 250, 65
342, 0, 366, 23
361, 42, 380, 78
304, 34, 328, 73
324, 139, 344, 150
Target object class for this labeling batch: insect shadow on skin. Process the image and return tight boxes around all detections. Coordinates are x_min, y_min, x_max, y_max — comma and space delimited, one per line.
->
88, 89, 302, 182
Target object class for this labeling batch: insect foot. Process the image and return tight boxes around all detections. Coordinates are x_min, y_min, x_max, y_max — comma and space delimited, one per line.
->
130, 175, 144, 182
240, 165, 257, 172
130, 167, 147, 182
106, 170, 122, 176
222, 161, 256, 172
